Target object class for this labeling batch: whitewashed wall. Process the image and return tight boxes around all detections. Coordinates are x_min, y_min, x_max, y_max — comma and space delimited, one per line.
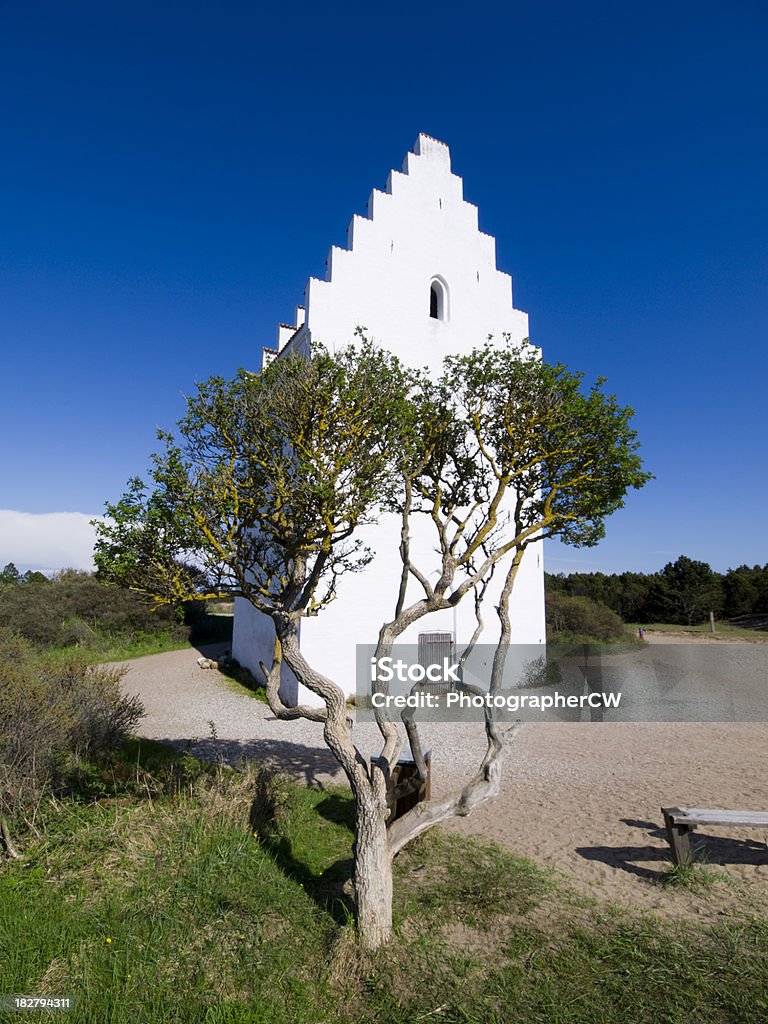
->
233, 134, 546, 704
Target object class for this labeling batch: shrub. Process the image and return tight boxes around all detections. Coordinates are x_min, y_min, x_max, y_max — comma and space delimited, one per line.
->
0, 570, 191, 651
546, 591, 628, 641
0, 570, 232, 654
0, 631, 144, 831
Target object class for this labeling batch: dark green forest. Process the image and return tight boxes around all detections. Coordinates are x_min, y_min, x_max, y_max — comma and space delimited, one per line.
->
546, 555, 768, 627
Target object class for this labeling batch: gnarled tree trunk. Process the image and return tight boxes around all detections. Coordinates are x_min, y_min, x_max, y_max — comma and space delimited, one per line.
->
353, 783, 393, 949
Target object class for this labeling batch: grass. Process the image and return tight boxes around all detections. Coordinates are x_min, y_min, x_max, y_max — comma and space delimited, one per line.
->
2, 743, 768, 1023
660, 860, 734, 891
39, 613, 234, 666
40, 629, 195, 666
547, 631, 644, 650
633, 622, 768, 642
216, 658, 269, 703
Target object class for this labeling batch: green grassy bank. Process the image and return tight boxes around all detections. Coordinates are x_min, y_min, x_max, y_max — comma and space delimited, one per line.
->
1, 742, 767, 1024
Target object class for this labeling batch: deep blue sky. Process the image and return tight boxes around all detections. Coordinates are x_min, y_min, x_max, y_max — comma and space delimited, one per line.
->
1, 1, 766, 574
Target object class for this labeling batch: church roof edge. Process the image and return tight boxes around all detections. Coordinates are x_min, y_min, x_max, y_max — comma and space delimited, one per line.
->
411, 133, 451, 168
415, 132, 449, 148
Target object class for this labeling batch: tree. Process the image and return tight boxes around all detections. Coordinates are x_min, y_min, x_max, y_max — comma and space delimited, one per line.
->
21, 570, 49, 586
723, 565, 761, 619
546, 591, 627, 640
657, 555, 724, 625
0, 563, 21, 587
95, 337, 649, 949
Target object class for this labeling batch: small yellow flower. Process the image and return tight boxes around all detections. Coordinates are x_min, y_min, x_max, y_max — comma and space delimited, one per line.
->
105, 938, 112, 944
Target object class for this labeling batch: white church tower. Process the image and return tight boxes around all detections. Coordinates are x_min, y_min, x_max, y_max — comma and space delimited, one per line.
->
233, 134, 546, 704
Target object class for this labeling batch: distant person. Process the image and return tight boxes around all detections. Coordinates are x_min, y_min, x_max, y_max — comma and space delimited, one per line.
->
638, 627, 645, 640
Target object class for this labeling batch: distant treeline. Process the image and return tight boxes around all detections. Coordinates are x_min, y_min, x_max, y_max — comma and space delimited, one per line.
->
546, 556, 768, 626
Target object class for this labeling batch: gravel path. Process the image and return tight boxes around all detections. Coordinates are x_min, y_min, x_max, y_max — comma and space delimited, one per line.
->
117, 642, 492, 786
117, 643, 343, 785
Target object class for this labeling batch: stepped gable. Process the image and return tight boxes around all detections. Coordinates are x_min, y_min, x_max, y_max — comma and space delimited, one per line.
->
263, 133, 521, 369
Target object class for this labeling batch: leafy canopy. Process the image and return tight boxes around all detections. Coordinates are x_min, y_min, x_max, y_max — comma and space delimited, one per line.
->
95, 342, 414, 614
95, 338, 650, 620
443, 340, 651, 549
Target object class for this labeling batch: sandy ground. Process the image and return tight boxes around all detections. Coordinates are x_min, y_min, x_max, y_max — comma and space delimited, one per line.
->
440, 719, 768, 919
119, 635, 768, 920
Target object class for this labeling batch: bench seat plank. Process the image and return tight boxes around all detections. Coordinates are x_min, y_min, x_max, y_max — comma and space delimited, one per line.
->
669, 808, 768, 828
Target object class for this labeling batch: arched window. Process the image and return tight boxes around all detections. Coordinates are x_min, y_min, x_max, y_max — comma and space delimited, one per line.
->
429, 283, 439, 318
429, 277, 448, 321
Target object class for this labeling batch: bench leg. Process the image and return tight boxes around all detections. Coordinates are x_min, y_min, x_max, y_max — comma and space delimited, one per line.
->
662, 809, 696, 866
668, 825, 695, 866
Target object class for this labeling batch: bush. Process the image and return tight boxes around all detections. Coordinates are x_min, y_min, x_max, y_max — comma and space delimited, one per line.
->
0, 569, 235, 653
546, 591, 628, 641
0, 631, 144, 829
0, 569, 202, 652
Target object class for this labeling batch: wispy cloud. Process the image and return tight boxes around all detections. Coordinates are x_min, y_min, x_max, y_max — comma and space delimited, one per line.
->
0, 510, 103, 574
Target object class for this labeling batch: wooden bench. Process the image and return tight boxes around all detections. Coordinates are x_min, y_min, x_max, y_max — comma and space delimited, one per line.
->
661, 806, 768, 866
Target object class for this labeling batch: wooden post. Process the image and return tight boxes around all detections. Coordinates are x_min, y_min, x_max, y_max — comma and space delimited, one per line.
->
662, 807, 696, 866
709, 610, 716, 634
389, 750, 432, 820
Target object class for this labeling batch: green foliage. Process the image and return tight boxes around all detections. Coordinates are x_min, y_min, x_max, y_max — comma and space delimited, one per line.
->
0, 632, 144, 826
722, 565, 767, 618
443, 339, 651, 548
94, 342, 414, 613
546, 568, 655, 622
0, 563, 51, 587
0, 568, 231, 655
216, 656, 269, 702
94, 339, 650, 629
658, 555, 724, 625
397, 829, 551, 927
661, 860, 733, 891
0, 568, 179, 647
89, 338, 652, 951
547, 557, 768, 627
0, 562, 22, 586
546, 590, 629, 641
